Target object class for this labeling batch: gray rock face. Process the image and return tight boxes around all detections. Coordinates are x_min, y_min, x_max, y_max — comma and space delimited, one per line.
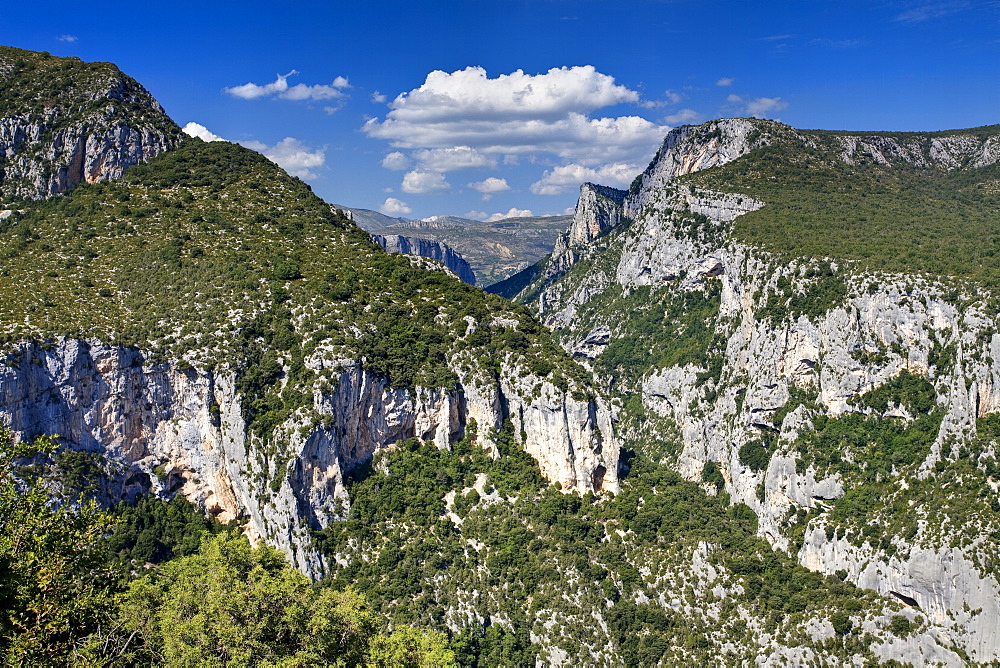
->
568, 183, 627, 247
0, 337, 618, 578
0, 51, 180, 202
372, 233, 477, 285
518, 119, 1000, 661
624, 118, 772, 219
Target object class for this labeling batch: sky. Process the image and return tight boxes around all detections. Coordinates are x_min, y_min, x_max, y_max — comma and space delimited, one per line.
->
4, 0, 999, 221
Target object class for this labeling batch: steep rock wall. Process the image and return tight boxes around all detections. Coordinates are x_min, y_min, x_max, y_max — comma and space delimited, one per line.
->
0, 337, 617, 577
0, 53, 180, 202
373, 233, 477, 285
517, 119, 1000, 661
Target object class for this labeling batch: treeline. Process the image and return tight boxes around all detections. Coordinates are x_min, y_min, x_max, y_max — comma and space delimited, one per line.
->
0, 427, 455, 666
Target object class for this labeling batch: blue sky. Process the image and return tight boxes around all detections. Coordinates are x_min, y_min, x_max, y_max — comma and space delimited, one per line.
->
5, 0, 999, 220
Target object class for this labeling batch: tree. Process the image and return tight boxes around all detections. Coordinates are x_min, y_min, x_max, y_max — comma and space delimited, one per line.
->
118, 532, 381, 666
367, 626, 456, 668
0, 427, 118, 665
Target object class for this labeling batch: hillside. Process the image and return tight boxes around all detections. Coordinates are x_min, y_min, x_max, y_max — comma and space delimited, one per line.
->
0, 46, 180, 204
502, 117, 1000, 663
2, 48, 997, 665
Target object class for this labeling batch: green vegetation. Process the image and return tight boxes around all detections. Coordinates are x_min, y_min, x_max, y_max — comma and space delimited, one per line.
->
591, 282, 723, 385
687, 124, 1000, 288
759, 262, 851, 322
106, 532, 453, 667
0, 428, 116, 664
105, 495, 229, 566
0, 138, 596, 444
0, 46, 181, 205
0, 426, 453, 666
314, 424, 895, 665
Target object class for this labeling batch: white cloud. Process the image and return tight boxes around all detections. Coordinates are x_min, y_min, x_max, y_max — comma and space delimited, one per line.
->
896, 1, 969, 23
727, 94, 744, 103
464, 210, 489, 221
487, 207, 533, 222
716, 77, 735, 86
182, 122, 226, 143
745, 96, 788, 118
381, 151, 411, 170
379, 65, 638, 122
371, 91, 387, 104
56, 34, 78, 42
240, 137, 325, 180
380, 197, 412, 215
468, 177, 510, 194
414, 146, 496, 171
401, 170, 449, 194
225, 70, 350, 101
530, 162, 640, 195
363, 66, 666, 166
665, 90, 683, 104
663, 109, 701, 125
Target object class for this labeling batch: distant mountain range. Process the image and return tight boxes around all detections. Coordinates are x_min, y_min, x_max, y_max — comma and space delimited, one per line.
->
335, 205, 571, 286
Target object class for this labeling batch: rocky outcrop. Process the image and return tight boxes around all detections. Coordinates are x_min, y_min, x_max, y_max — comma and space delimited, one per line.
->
0, 47, 180, 202
513, 118, 1000, 661
568, 183, 627, 247
0, 337, 617, 577
624, 118, 774, 219
373, 233, 477, 285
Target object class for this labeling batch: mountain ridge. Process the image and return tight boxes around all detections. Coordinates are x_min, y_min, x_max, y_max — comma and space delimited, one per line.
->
502, 116, 1000, 662
2, 47, 998, 665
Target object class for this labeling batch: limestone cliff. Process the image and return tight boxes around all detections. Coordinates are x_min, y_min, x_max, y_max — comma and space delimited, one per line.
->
509, 118, 1000, 662
0, 46, 180, 203
373, 233, 477, 285
0, 337, 618, 578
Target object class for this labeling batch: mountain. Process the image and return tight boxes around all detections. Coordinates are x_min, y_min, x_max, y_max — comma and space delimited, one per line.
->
338, 205, 570, 285
331, 204, 410, 231
0, 46, 180, 204
372, 233, 477, 285
0, 50, 617, 580
3, 47, 998, 665
380, 214, 572, 286
499, 117, 1000, 662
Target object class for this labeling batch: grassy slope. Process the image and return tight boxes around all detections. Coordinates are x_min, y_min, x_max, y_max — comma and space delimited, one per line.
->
686, 125, 1000, 287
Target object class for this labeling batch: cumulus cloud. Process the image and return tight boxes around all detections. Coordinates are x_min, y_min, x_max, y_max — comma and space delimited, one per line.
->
663, 109, 701, 125
530, 162, 640, 195
414, 146, 496, 171
56, 34, 78, 42
716, 77, 735, 86
363, 66, 666, 165
381, 151, 411, 170
468, 177, 510, 194
401, 170, 449, 194
377, 65, 637, 122
380, 197, 412, 215
487, 207, 533, 222
371, 91, 387, 104
745, 97, 788, 118
182, 122, 226, 143
240, 138, 325, 180
225, 70, 350, 101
